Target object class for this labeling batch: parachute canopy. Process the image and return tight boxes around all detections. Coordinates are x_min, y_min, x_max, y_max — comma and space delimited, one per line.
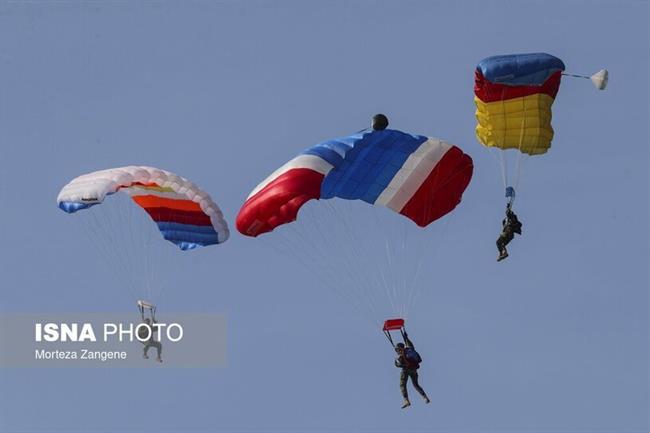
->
474, 53, 565, 155
57, 166, 229, 250
237, 128, 473, 236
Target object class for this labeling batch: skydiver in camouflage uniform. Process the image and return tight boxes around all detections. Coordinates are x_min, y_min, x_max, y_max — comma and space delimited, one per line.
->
496, 203, 522, 262
395, 331, 430, 409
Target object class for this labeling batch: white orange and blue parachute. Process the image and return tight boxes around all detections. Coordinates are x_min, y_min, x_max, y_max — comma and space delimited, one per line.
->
236, 129, 473, 237
58, 166, 229, 250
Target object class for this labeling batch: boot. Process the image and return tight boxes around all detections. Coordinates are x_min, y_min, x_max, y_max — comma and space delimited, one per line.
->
401, 399, 411, 409
423, 395, 430, 404
497, 250, 509, 262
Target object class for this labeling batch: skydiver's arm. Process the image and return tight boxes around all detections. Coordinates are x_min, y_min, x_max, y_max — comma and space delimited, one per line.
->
402, 332, 415, 349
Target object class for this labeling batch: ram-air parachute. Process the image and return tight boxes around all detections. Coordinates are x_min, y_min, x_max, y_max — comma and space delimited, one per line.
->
237, 120, 473, 324
57, 166, 229, 305
474, 53, 607, 205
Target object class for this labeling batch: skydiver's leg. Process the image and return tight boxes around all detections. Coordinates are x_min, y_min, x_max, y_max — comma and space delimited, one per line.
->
143, 343, 150, 359
154, 341, 162, 362
409, 370, 430, 403
400, 370, 411, 408
497, 235, 507, 253
497, 235, 508, 260
400, 370, 409, 399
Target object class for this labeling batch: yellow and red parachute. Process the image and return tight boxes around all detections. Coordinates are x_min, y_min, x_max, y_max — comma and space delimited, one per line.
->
474, 52, 607, 210
474, 53, 565, 156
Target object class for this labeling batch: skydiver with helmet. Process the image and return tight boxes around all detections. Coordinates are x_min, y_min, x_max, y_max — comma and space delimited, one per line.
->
394, 330, 430, 409
496, 203, 522, 261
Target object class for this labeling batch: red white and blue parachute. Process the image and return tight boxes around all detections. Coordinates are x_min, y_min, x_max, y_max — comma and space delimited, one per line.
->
236, 126, 473, 325
237, 129, 473, 236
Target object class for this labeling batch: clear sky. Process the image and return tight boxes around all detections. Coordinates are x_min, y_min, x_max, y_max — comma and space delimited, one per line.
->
1, 0, 648, 432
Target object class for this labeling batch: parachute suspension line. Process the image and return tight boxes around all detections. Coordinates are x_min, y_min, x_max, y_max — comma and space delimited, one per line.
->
366, 206, 397, 318
500, 86, 510, 191
138, 198, 152, 302
397, 218, 410, 319
117, 194, 152, 304
386, 209, 405, 317
112, 196, 144, 301
84, 202, 135, 294
382, 238, 400, 317
488, 147, 508, 189
510, 105, 528, 207
404, 216, 450, 317
513, 153, 528, 195
76, 192, 174, 308
283, 213, 363, 313
122, 196, 145, 301
142, 198, 169, 305
270, 221, 376, 323
500, 151, 509, 188
79, 209, 129, 295
366, 200, 412, 320
399, 161, 442, 319
271, 201, 381, 326
316, 201, 381, 319
327, 200, 389, 321
116, 193, 149, 302
403, 161, 462, 316
327, 200, 392, 320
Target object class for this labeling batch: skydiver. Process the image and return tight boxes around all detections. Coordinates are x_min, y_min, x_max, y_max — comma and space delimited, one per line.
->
139, 317, 163, 363
394, 330, 430, 409
138, 302, 162, 363
496, 203, 522, 262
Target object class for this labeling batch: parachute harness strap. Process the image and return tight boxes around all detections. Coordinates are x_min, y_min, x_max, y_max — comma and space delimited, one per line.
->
384, 330, 395, 348
384, 324, 408, 348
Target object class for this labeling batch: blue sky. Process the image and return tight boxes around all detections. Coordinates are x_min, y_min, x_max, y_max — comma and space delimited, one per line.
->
0, 0, 648, 432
